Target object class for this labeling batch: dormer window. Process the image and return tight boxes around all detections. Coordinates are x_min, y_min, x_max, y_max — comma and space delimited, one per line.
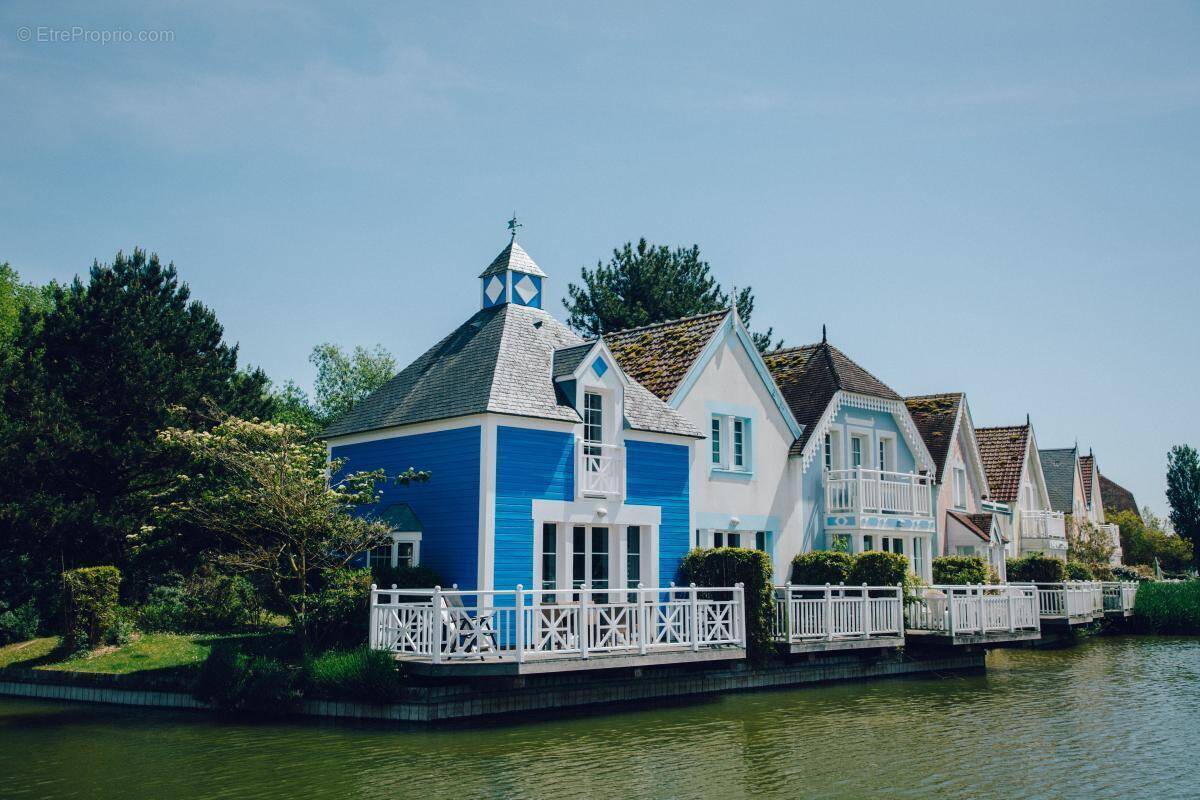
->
584, 392, 604, 447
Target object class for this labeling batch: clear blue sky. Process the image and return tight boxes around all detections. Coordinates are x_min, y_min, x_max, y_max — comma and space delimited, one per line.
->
2, 2, 1197, 516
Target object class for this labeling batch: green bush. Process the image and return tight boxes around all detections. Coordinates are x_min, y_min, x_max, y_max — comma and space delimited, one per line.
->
1006, 553, 1067, 583
193, 644, 299, 712
0, 600, 40, 645
1111, 565, 1141, 582
680, 547, 774, 665
1065, 561, 1095, 581
303, 646, 404, 703
848, 551, 911, 588
104, 606, 136, 646
790, 551, 854, 585
1133, 581, 1200, 634
371, 564, 443, 590
932, 555, 989, 585
303, 568, 373, 651
61, 566, 121, 652
139, 566, 260, 633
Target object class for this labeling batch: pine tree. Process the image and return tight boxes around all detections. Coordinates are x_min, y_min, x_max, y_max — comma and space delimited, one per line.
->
1166, 444, 1200, 570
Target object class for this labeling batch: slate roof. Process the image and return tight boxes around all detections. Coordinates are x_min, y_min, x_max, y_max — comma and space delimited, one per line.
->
604, 310, 729, 400
764, 341, 902, 456
1039, 447, 1078, 514
1099, 474, 1141, 520
478, 240, 547, 278
551, 342, 595, 379
321, 303, 701, 439
975, 425, 1030, 503
1078, 454, 1095, 507
905, 393, 963, 477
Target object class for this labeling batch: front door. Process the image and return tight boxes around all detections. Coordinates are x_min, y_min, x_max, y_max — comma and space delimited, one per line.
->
572, 525, 611, 602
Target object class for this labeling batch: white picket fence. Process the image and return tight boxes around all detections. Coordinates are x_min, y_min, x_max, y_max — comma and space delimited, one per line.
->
905, 584, 1040, 636
772, 584, 904, 644
369, 584, 746, 664
1101, 581, 1139, 613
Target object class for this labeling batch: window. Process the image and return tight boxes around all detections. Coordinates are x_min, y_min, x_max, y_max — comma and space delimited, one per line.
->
591, 527, 610, 601
396, 541, 415, 569
755, 531, 767, 551
851, 436, 864, 468
878, 440, 887, 471
541, 523, 557, 591
572, 524, 611, 602
369, 544, 393, 572
862, 535, 874, 551
584, 392, 604, 450
953, 467, 968, 510
733, 419, 745, 468
824, 434, 832, 471
956, 545, 976, 556
626, 526, 641, 590
713, 530, 725, 547
369, 533, 421, 572
912, 537, 925, 579
710, 414, 752, 472
572, 526, 587, 592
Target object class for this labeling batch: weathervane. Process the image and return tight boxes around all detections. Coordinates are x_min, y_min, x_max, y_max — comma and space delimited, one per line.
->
507, 213, 523, 241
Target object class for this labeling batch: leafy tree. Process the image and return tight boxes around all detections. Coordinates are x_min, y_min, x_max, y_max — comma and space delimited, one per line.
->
153, 411, 429, 648
564, 239, 781, 352
0, 249, 273, 574
1109, 509, 1192, 572
1067, 520, 1116, 569
0, 262, 52, 359
1166, 444, 1200, 569
271, 343, 396, 432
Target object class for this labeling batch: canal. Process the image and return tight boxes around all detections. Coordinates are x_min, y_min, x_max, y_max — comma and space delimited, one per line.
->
1, 636, 1196, 799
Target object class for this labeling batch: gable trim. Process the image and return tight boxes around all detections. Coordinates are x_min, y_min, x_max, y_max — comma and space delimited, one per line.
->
796, 390, 937, 475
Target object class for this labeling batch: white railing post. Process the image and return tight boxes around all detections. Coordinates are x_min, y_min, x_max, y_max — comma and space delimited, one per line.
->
896, 584, 904, 636
978, 585, 986, 633
948, 587, 957, 636
515, 584, 525, 664
1008, 587, 1016, 632
579, 583, 590, 660
861, 583, 870, 636
823, 583, 834, 640
368, 584, 378, 650
637, 583, 648, 655
783, 581, 793, 642
431, 585, 443, 664
738, 583, 746, 645
690, 583, 700, 652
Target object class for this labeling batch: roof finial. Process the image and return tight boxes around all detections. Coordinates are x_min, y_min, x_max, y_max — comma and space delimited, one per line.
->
821, 324, 827, 344
1025, 413, 1030, 426
507, 213, 523, 241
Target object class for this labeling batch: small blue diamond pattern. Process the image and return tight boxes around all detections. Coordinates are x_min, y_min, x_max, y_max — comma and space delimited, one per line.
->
592, 357, 609, 378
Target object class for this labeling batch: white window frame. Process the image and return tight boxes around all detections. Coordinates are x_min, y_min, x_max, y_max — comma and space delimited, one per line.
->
953, 466, 968, 510
374, 530, 422, 570
710, 414, 753, 473
877, 432, 897, 472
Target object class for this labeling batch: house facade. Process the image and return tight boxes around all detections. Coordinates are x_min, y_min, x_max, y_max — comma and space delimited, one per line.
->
906, 393, 1007, 580
322, 238, 703, 596
976, 421, 1063, 560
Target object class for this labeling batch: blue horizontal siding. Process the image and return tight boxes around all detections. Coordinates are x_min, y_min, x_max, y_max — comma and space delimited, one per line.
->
331, 426, 481, 590
494, 426, 574, 591
626, 439, 690, 584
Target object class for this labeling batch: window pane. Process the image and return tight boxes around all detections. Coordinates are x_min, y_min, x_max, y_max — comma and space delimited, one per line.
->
572, 526, 586, 590
370, 544, 393, 570
852, 438, 863, 467
755, 531, 766, 551
711, 417, 722, 464
542, 523, 557, 591
626, 526, 641, 588
879, 441, 886, 471
824, 434, 832, 470
713, 531, 724, 548
591, 527, 609, 593
727, 532, 741, 548
584, 393, 603, 444
863, 535, 874, 551
733, 419, 744, 467
396, 542, 414, 569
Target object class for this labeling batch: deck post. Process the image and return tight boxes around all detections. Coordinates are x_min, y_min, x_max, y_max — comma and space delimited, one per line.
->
580, 583, 590, 660
896, 584, 904, 636
368, 584, 378, 650
637, 583, 648, 655
515, 585, 525, 664
735, 583, 745, 645
947, 587, 957, 637
978, 585, 986, 634
690, 583, 700, 652
431, 585, 443, 664
782, 582, 792, 643
1008, 587, 1016, 632
861, 583, 870, 636
825, 584, 834, 641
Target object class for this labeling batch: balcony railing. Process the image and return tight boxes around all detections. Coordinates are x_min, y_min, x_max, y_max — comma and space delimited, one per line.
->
823, 468, 934, 518
577, 440, 624, 498
1029, 582, 1100, 620
369, 583, 745, 665
772, 584, 904, 644
904, 584, 1040, 635
1020, 510, 1067, 544
1101, 581, 1138, 613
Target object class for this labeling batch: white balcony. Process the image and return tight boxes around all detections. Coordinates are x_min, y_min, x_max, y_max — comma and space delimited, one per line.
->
772, 584, 905, 653
1097, 523, 1122, 564
369, 584, 746, 675
577, 440, 624, 498
904, 584, 1041, 644
1020, 510, 1067, 550
823, 468, 934, 519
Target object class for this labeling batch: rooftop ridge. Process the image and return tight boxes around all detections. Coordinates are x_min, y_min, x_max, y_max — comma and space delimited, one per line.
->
905, 391, 964, 401
604, 308, 730, 338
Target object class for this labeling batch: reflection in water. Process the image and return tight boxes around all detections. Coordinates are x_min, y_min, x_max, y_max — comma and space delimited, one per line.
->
1, 636, 1197, 800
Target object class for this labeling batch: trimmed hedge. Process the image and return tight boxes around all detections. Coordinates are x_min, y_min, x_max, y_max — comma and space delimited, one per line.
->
1133, 580, 1200, 634
848, 551, 910, 588
1065, 561, 1096, 581
62, 566, 121, 652
1006, 553, 1067, 583
680, 547, 773, 665
790, 551, 854, 585
932, 555, 989, 585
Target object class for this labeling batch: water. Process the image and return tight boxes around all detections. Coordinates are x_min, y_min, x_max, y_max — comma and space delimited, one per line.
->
1, 636, 1196, 800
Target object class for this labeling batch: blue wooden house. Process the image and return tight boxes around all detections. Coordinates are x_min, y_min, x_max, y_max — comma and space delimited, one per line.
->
321, 237, 703, 596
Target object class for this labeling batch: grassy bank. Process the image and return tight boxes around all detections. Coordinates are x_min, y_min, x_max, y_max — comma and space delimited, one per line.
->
0, 633, 274, 677
1134, 581, 1200, 634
